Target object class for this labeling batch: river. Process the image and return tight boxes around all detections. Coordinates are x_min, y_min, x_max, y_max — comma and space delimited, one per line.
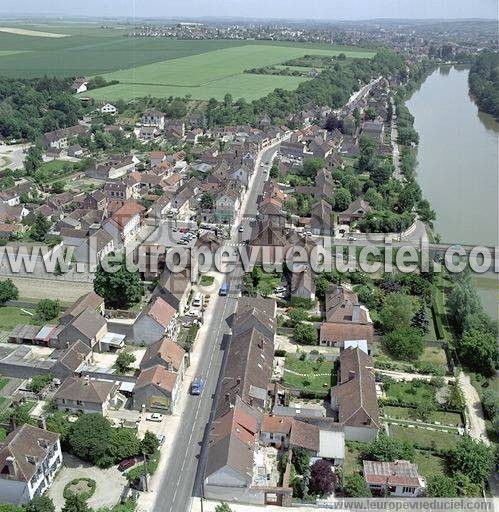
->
405, 66, 498, 319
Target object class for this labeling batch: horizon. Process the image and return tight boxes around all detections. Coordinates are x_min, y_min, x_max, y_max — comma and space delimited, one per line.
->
0, 0, 496, 21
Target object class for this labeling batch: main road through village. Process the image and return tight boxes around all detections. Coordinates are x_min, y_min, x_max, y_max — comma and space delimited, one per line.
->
152, 144, 279, 512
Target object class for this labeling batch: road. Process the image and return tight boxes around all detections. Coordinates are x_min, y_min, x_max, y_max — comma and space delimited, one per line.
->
150, 144, 279, 512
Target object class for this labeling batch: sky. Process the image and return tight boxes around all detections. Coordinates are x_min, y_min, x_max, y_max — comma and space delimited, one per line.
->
1, 0, 497, 20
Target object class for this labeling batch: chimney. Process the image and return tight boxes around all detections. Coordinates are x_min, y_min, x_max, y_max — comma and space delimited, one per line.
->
225, 393, 230, 403
5, 456, 17, 478
348, 370, 356, 381
37, 416, 47, 430
352, 304, 361, 323
236, 377, 241, 386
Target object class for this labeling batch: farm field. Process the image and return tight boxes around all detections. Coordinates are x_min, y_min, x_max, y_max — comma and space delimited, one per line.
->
88, 43, 372, 101
0, 24, 374, 100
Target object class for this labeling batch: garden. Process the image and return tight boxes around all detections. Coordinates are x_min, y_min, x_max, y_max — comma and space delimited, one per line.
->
282, 353, 335, 396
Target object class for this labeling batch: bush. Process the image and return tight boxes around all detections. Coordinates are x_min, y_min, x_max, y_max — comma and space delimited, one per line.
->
274, 349, 287, 357
293, 323, 317, 345
343, 473, 372, 497
26, 374, 54, 393
36, 299, 60, 321
63, 478, 96, 501
0, 279, 18, 304
383, 326, 424, 360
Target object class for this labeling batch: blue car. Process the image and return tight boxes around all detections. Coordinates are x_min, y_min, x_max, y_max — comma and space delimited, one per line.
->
191, 377, 204, 395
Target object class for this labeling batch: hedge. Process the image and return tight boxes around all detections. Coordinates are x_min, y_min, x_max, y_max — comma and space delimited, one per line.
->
431, 299, 445, 340
63, 478, 96, 501
274, 349, 287, 357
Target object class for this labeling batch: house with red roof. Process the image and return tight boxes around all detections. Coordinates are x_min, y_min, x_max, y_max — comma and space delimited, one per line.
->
363, 460, 426, 497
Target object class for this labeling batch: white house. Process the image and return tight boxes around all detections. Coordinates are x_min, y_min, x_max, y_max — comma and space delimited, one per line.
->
100, 103, 118, 115
0, 425, 62, 505
102, 200, 144, 248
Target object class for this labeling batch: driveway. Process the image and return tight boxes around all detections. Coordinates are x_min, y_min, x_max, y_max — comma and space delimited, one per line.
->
49, 453, 127, 511
458, 372, 490, 445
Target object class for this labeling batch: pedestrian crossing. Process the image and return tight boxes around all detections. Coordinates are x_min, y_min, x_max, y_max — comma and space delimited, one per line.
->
223, 242, 246, 247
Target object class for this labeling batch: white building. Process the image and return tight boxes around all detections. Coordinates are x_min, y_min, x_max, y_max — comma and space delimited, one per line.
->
0, 425, 62, 505
100, 103, 118, 115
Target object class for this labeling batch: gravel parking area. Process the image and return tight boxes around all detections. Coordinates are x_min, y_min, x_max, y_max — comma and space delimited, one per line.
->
49, 453, 127, 511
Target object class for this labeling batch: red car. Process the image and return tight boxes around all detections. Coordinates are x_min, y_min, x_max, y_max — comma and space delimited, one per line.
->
118, 458, 136, 472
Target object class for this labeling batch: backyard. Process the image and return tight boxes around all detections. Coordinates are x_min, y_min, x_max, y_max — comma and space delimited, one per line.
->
282, 354, 334, 394
382, 405, 463, 427
0, 306, 39, 330
389, 424, 461, 451
383, 380, 437, 406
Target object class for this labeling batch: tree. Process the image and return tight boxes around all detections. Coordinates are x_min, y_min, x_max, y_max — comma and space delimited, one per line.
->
302, 158, 325, 178
426, 475, 458, 497
457, 328, 497, 376
292, 447, 310, 475
26, 496, 55, 512
200, 192, 215, 210
69, 414, 113, 466
0, 278, 18, 304
448, 436, 494, 484
93, 254, 142, 309
0, 506, 23, 512
46, 412, 72, 446
364, 107, 377, 120
448, 277, 482, 334
481, 388, 497, 420
288, 308, 308, 326
412, 401, 435, 422
293, 323, 317, 345
383, 326, 424, 360
309, 459, 335, 496
61, 495, 92, 512
214, 504, 233, 512
379, 293, 418, 332
343, 473, 371, 497
331, 187, 351, 212
115, 352, 136, 374
51, 181, 65, 194
452, 472, 482, 497
141, 430, 159, 455
108, 427, 141, 462
27, 374, 54, 393
30, 213, 51, 242
10, 404, 31, 427
364, 433, 414, 462
24, 145, 43, 175
36, 299, 61, 321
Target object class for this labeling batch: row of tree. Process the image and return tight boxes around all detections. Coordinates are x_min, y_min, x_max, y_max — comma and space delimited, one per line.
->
468, 51, 499, 120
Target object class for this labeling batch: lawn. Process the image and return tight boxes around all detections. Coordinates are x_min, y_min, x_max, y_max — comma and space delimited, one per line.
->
199, 275, 215, 286
389, 424, 460, 451
419, 346, 448, 367
0, 377, 8, 392
382, 405, 463, 427
343, 442, 365, 475
0, 306, 39, 330
384, 380, 437, 406
413, 450, 448, 479
283, 354, 333, 393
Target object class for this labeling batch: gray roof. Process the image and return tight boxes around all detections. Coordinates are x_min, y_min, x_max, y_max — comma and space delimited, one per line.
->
54, 376, 115, 404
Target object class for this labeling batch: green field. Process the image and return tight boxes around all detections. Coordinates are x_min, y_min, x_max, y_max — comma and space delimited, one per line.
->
0, 24, 374, 101
0, 306, 40, 330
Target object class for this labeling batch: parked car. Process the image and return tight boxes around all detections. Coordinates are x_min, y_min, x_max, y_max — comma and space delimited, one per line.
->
156, 434, 166, 447
146, 413, 164, 422
238, 225, 244, 232
118, 458, 136, 472
274, 286, 286, 293
347, 236, 357, 241
191, 377, 204, 395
